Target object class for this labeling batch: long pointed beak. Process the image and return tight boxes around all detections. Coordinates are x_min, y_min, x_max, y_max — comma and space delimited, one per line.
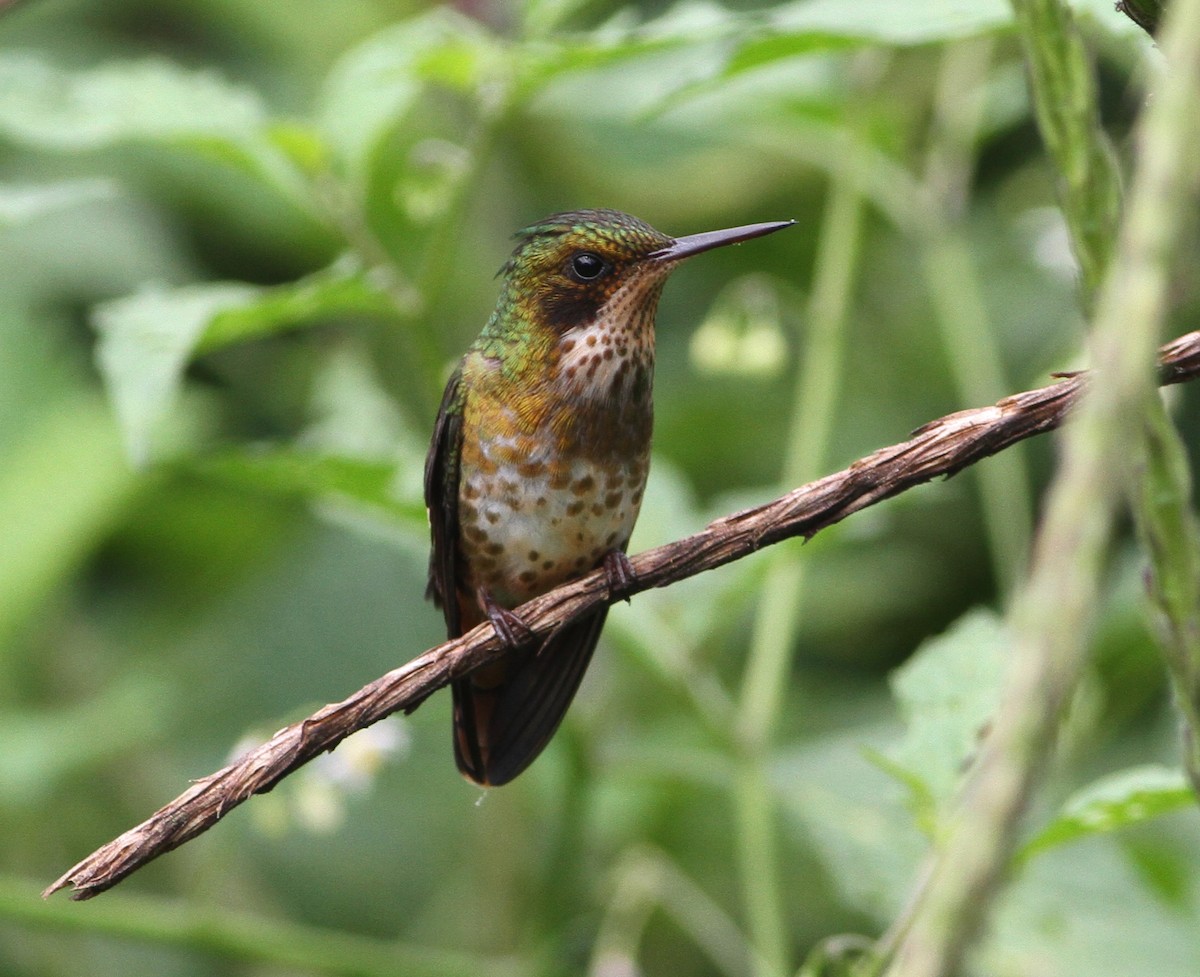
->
650, 219, 795, 262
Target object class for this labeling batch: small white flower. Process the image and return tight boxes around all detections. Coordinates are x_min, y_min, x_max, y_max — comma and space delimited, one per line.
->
310, 719, 410, 793
231, 718, 410, 835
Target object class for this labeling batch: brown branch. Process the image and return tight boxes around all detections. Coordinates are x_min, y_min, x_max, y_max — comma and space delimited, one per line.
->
45, 330, 1200, 901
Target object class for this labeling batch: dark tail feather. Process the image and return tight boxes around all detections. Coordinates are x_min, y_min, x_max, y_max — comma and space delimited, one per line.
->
452, 609, 608, 786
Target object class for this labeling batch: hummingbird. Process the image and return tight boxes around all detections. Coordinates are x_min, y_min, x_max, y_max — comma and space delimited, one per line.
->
425, 209, 793, 786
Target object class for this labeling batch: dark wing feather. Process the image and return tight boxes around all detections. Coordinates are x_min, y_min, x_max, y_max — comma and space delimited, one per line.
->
427, 364, 610, 785
424, 366, 465, 636
452, 608, 608, 786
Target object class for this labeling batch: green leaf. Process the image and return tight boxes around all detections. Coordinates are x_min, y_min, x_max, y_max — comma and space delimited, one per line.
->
983, 835, 1200, 977
515, 2, 742, 99
189, 346, 432, 542
776, 726, 927, 922
191, 449, 427, 540
143, 338, 431, 548
712, 0, 1013, 83
0, 179, 116, 228
94, 260, 396, 464
317, 10, 501, 185
770, 0, 1012, 45
0, 53, 305, 202
520, 0, 596, 38
553, 0, 1015, 111
94, 282, 257, 466
299, 342, 423, 463
885, 609, 1009, 810
1018, 765, 1195, 863
197, 259, 397, 353
861, 745, 939, 836
0, 395, 138, 646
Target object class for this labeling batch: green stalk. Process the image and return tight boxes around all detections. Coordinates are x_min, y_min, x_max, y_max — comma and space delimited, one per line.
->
881, 0, 1200, 973
1132, 393, 1200, 796
589, 848, 759, 977
0, 876, 519, 977
1008, 0, 1122, 310
921, 235, 1031, 595
738, 178, 864, 748
919, 39, 1033, 598
734, 178, 864, 977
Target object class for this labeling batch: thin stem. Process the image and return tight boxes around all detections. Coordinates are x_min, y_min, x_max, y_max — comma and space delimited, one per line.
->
1120, 8, 1200, 804
921, 235, 1031, 595
1008, 0, 1123, 310
0, 875, 518, 977
738, 178, 864, 748
654, 852, 761, 977
920, 38, 1033, 598
732, 763, 789, 977
734, 178, 864, 977
590, 849, 757, 977
1132, 393, 1200, 795
588, 851, 661, 977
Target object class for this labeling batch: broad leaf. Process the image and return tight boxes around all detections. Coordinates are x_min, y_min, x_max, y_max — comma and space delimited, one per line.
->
769, 0, 1012, 45
187, 345, 428, 542
882, 609, 1008, 816
191, 449, 427, 541
1019, 765, 1195, 863
317, 10, 501, 186
197, 259, 397, 353
0, 53, 304, 202
94, 261, 396, 464
776, 725, 927, 922
983, 835, 1200, 977
95, 282, 254, 466
516, 2, 744, 105
527, 0, 1014, 116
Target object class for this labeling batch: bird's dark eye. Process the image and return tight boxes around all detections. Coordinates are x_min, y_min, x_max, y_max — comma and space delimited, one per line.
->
568, 252, 608, 282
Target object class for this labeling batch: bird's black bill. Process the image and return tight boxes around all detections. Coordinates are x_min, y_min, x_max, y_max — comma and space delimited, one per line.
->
651, 219, 796, 262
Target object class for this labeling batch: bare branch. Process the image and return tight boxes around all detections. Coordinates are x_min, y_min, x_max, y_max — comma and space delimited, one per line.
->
45, 330, 1200, 901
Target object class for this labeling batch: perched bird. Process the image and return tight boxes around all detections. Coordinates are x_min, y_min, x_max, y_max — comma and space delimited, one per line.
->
425, 209, 793, 785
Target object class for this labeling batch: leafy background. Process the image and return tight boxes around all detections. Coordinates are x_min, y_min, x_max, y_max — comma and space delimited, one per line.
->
1, 0, 1198, 975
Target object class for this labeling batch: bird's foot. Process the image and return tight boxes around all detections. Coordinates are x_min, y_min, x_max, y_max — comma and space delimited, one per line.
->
602, 550, 638, 603
477, 587, 536, 649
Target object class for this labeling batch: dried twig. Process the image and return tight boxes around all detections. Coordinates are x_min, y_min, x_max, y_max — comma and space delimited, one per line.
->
45, 330, 1200, 901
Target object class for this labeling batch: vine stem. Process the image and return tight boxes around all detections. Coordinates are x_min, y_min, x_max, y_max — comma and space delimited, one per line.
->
881, 0, 1200, 973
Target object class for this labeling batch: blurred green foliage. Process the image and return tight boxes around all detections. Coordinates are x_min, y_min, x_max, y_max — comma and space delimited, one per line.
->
1, 0, 1198, 975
